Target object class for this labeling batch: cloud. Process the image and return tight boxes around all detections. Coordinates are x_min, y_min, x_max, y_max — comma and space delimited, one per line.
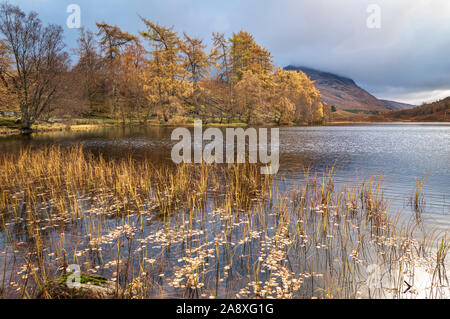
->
7, 0, 450, 104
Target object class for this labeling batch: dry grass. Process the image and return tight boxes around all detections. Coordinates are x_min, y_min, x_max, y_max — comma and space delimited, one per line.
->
409, 174, 429, 223
0, 146, 448, 299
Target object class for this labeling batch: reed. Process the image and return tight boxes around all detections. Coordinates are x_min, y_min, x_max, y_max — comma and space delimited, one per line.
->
0, 146, 448, 299
410, 174, 428, 221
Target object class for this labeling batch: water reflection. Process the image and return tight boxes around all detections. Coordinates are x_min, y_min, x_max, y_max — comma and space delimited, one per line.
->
1, 123, 449, 230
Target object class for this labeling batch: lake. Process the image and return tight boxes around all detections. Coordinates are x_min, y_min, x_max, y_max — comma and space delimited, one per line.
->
0, 122, 449, 298
1, 122, 448, 230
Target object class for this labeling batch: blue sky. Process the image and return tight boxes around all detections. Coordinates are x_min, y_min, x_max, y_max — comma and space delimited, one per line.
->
8, 0, 450, 104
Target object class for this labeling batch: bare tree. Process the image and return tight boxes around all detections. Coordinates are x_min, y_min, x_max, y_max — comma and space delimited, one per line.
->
0, 3, 69, 133
212, 33, 234, 121
73, 28, 104, 114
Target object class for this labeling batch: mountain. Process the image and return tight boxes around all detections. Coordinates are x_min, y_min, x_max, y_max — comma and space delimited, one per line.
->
379, 96, 450, 121
380, 99, 415, 110
284, 65, 390, 112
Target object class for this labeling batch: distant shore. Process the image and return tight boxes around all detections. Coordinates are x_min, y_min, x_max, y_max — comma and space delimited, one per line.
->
1, 116, 449, 136
0, 117, 251, 136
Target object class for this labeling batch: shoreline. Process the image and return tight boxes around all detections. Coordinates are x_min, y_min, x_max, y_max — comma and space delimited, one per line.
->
1, 118, 449, 137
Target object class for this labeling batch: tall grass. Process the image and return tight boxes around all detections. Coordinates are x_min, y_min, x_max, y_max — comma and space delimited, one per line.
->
410, 174, 429, 222
0, 146, 448, 299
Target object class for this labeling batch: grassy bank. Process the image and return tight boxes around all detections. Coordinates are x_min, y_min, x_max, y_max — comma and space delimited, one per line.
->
0, 117, 138, 136
0, 116, 253, 136
2, 114, 447, 137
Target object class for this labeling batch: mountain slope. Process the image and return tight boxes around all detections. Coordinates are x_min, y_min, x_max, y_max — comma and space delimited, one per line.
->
284, 65, 390, 112
379, 96, 450, 121
380, 99, 415, 110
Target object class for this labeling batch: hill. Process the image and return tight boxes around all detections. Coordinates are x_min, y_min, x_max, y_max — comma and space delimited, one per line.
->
380, 99, 416, 110
375, 96, 450, 121
285, 66, 396, 112
285, 65, 389, 112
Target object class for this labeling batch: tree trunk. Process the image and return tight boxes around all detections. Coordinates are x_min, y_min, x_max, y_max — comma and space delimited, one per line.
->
20, 120, 33, 134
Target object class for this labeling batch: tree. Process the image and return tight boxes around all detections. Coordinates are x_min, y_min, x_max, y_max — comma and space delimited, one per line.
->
212, 33, 230, 83
214, 30, 275, 124
0, 39, 16, 110
234, 71, 268, 124
211, 32, 234, 121
269, 68, 322, 125
96, 23, 137, 62
331, 105, 337, 112
229, 31, 273, 83
140, 18, 184, 122
73, 28, 104, 114
313, 101, 324, 124
180, 32, 213, 118
269, 69, 299, 124
117, 40, 148, 123
273, 97, 296, 125
293, 72, 322, 124
0, 3, 69, 132
96, 22, 137, 117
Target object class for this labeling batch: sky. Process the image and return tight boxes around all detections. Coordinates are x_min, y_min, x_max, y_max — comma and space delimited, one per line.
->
8, 0, 450, 105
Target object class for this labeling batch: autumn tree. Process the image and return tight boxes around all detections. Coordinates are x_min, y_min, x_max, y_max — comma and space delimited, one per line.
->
212, 33, 230, 83
295, 80, 322, 125
140, 18, 185, 122
312, 101, 324, 124
269, 68, 323, 124
210, 32, 234, 121
203, 31, 275, 123
96, 22, 137, 117
0, 3, 69, 132
271, 96, 296, 125
180, 32, 213, 118
96, 22, 137, 64
117, 40, 148, 123
269, 69, 303, 124
234, 71, 269, 124
139, 62, 159, 123
229, 31, 273, 83
0, 39, 16, 110
228, 31, 274, 123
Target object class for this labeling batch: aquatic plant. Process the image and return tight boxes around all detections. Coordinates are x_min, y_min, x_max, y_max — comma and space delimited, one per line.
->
0, 146, 448, 299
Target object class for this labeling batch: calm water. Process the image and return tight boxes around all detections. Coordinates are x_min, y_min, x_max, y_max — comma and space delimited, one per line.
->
1, 122, 449, 298
1, 122, 449, 232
